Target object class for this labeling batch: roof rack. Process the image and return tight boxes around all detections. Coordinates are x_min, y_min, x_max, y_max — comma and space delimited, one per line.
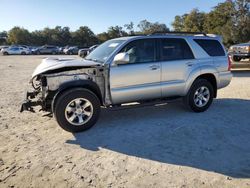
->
150, 31, 207, 36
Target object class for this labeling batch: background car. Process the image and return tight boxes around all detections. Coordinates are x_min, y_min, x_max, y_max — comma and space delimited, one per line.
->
228, 42, 250, 62
78, 48, 89, 58
32, 45, 59, 55
0, 45, 9, 51
63, 46, 77, 55
1, 46, 31, 55
63, 46, 83, 55
78, 44, 99, 58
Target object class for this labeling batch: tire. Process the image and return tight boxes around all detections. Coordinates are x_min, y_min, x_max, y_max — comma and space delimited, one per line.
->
3, 52, 8, 55
233, 56, 241, 62
183, 79, 214, 113
36, 51, 40, 55
52, 51, 56, 55
21, 52, 26, 55
54, 88, 101, 132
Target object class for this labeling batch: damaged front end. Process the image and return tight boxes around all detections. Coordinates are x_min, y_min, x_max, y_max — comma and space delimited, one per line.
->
20, 57, 105, 113
20, 75, 49, 112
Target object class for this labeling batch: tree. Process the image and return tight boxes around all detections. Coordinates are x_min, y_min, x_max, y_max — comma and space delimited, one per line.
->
172, 9, 206, 33
234, 0, 250, 43
183, 9, 206, 32
172, 15, 187, 31
124, 22, 135, 35
107, 26, 128, 38
7, 27, 31, 45
138, 20, 169, 34
172, 0, 250, 46
97, 32, 110, 43
71, 26, 98, 47
204, 1, 236, 46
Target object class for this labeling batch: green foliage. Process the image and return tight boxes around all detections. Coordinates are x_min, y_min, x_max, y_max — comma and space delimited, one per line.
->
137, 20, 169, 34
71, 26, 98, 47
2, 1, 249, 47
183, 9, 206, 32
172, 0, 250, 47
7, 27, 31, 45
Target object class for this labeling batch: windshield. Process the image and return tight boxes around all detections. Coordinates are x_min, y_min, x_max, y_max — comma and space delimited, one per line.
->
85, 39, 125, 63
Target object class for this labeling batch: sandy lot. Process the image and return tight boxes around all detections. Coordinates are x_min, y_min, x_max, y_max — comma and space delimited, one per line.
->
0, 55, 250, 188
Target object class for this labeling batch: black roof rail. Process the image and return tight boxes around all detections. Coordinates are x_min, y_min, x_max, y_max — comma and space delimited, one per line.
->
150, 31, 207, 36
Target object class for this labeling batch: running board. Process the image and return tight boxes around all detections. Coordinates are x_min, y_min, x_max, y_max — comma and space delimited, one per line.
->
106, 97, 181, 111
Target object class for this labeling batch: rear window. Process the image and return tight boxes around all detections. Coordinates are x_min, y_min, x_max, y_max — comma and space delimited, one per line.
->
194, 39, 225, 56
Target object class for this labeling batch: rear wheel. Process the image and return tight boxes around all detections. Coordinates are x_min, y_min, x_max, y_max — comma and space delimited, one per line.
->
36, 51, 40, 55
54, 88, 101, 132
21, 52, 26, 55
3, 52, 8, 55
183, 79, 214, 112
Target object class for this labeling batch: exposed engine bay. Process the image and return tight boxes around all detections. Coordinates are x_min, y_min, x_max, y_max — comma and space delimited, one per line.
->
20, 57, 110, 112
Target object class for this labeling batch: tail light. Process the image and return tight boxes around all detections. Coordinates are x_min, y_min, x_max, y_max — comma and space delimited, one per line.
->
228, 55, 232, 71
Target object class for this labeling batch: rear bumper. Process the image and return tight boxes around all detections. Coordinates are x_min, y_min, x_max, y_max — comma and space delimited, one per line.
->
217, 71, 233, 89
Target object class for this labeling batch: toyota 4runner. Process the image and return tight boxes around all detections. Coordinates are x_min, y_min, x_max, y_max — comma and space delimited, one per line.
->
20, 32, 232, 132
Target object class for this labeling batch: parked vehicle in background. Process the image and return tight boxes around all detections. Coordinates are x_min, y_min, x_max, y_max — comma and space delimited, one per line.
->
78, 45, 99, 58
32, 45, 59, 55
58, 46, 67, 54
78, 48, 89, 58
64, 46, 78, 55
228, 42, 250, 62
0, 45, 9, 51
64, 46, 85, 55
1, 46, 31, 55
21, 32, 232, 133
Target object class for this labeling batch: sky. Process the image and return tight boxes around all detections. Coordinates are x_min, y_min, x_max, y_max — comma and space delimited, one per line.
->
0, 0, 225, 34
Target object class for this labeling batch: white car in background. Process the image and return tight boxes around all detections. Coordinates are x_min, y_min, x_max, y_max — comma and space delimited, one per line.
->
1, 46, 31, 55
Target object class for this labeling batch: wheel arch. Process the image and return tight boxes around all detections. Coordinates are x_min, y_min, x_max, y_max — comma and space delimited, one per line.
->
51, 80, 103, 113
187, 73, 218, 98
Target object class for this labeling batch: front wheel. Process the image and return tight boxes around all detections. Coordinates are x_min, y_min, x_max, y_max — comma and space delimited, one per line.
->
183, 79, 214, 112
54, 88, 101, 132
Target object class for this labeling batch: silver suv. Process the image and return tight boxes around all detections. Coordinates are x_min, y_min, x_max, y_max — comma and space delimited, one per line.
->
20, 32, 232, 132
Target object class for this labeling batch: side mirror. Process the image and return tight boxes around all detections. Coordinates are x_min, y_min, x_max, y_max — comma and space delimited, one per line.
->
113, 52, 129, 65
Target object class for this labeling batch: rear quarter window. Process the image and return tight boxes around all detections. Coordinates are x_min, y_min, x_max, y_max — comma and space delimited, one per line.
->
194, 39, 225, 56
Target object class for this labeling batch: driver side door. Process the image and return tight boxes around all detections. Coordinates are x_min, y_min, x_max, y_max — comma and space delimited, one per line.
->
109, 39, 161, 104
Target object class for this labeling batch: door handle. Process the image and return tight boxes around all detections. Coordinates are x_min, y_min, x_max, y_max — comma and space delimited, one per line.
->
186, 62, 195, 66
149, 65, 160, 70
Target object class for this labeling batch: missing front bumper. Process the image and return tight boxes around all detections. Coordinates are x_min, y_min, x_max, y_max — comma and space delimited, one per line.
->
20, 91, 42, 112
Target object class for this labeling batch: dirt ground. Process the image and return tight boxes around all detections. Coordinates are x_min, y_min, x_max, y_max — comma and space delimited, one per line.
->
0, 55, 250, 188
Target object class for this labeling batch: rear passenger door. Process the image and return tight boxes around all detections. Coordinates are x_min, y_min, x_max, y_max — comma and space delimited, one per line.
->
159, 38, 196, 97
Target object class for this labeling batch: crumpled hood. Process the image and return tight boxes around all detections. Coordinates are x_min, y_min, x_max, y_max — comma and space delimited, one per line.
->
32, 57, 101, 78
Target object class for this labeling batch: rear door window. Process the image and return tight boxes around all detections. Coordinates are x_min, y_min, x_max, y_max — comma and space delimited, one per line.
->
194, 39, 225, 56
160, 38, 194, 61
